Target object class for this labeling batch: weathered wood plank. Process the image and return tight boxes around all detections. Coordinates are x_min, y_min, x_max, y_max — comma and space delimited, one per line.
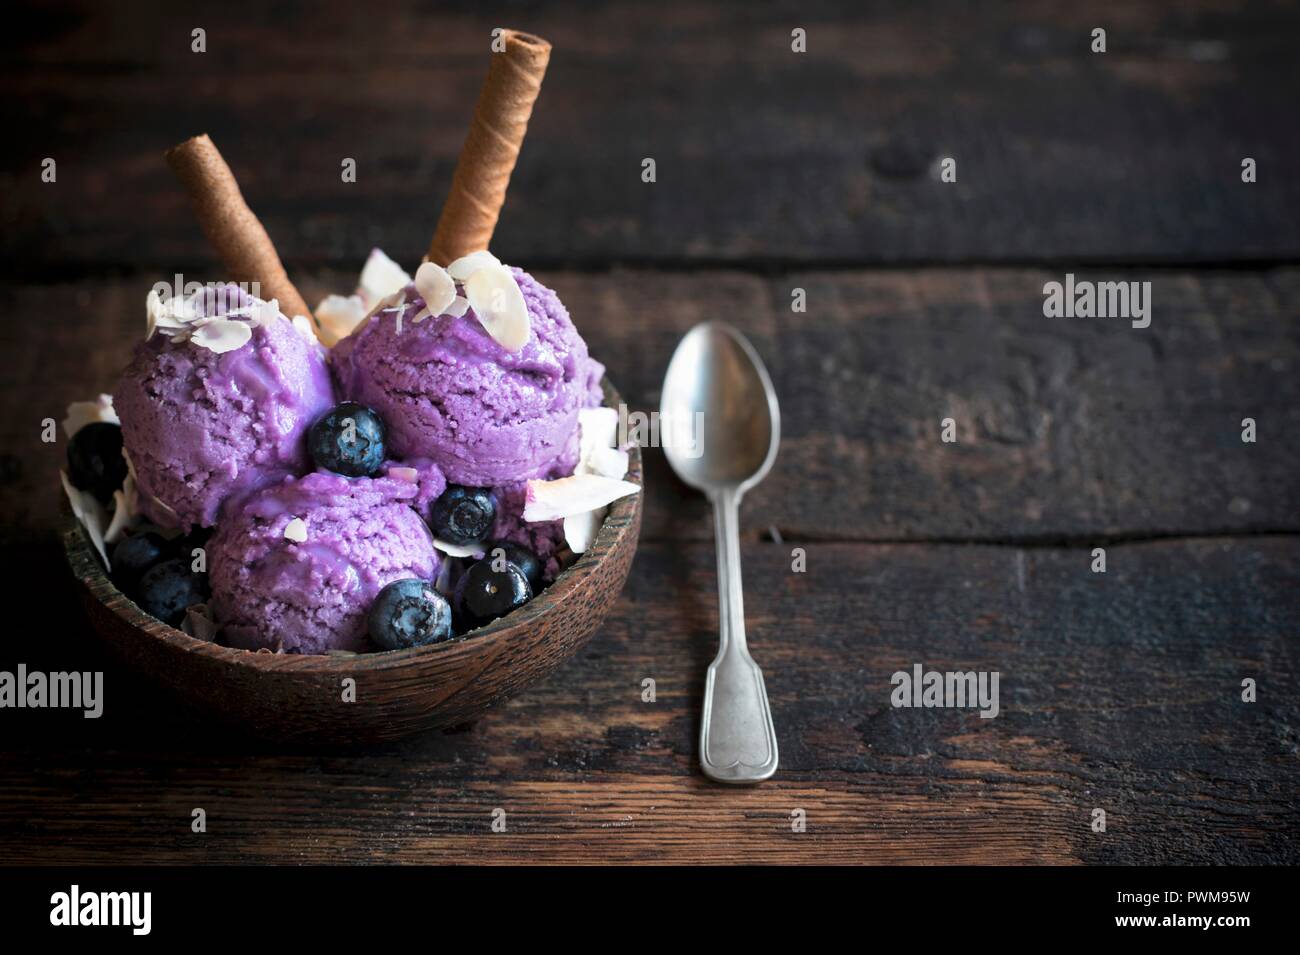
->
3, 0, 1298, 269
3, 268, 1295, 546
1, 537, 1295, 863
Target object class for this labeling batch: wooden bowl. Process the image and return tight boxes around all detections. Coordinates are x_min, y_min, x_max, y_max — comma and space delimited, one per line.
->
63, 386, 642, 744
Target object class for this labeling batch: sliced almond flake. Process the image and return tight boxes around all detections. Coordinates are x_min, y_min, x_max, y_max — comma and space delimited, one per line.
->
523, 474, 640, 522
446, 250, 502, 282
61, 470, 110, 568
146, 290, 165, 338
284, 517, 308, 543
410, 307, 433, 325
146, 290, 193, 339
464, 263, 530, 351
358, 249, 412, 308
446, 295, 470, 318
414, 261, 457, 317
434, 538, 484, 558
62, 394, 118, 440
386, 466, 419, 483
190, 318, 253, 354
251, 298, 283, 326
563, 508, 604, 554
314, 293, 367, 346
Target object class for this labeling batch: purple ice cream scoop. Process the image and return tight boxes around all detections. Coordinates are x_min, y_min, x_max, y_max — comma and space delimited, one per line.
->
208, 471, 440, 654
330, 267, 605, 487
113, 285, 335, 529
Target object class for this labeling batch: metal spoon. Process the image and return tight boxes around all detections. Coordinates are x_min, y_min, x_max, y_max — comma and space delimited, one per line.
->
660, 321, 779, 783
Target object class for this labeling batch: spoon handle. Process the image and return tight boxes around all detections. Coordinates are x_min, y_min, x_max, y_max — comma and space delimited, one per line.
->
700, 487, 779, 783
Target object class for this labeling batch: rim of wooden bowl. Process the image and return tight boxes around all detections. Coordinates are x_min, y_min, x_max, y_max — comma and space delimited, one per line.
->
63, 379, 643, 674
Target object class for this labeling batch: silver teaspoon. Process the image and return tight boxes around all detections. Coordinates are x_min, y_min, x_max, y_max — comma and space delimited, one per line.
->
660, 321, 780, 783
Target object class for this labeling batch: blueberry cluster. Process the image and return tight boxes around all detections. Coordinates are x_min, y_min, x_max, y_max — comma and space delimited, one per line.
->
112, 530, 211, 628
309, 403, 542, 652
68, 421, 212, 628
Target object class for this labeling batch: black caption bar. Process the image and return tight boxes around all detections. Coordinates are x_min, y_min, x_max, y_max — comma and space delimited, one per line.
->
0, 865, 1286, 940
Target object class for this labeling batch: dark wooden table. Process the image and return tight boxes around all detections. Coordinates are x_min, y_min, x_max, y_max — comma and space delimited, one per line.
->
2, 0, 1297, 864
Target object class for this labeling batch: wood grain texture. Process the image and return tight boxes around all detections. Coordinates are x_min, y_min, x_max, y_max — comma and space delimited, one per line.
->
1, 537, 1296, 863
3, 266, 1295, 862
4, 269, 1296, 547
2, 0, 1297, 866
3, 0, 1298, 271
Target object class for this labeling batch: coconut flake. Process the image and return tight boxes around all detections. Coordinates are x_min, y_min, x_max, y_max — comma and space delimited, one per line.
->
465, 263, 530, 351
446, 295, 469, 318
190, 318, 253, 354
62, 395, 118, 440
563, 509, 603, 554
433, 556, 454, 596
61, 470, 110, 568
358, 249, 412, 308
104, 487, 135, 545
314, 294, 367, 346
446, 250, 502, 282
523, 474, 640, 522
414, 261, 457, 317
578, 407, 618, 456
573, 406, 628, 479
585, 445, 630, 480
291, 314, 319, 343
434, 539, 484, 558
284, 517, 308, 543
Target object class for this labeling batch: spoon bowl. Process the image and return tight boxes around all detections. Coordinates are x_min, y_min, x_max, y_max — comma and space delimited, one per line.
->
660, 322, 780, 492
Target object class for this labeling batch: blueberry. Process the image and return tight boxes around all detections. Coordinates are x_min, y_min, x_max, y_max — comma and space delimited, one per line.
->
481, 540, 542, 591
430, 485, 496, 545
67, 422, 127, 506
309, 402, 386, 477
136, 558, 210, 628
368, 578, 453, 650
110, 532, 171, 597
454, 560, 532, 630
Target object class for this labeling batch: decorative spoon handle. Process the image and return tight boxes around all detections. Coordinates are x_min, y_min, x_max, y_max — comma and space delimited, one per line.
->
700, 487, 779, 783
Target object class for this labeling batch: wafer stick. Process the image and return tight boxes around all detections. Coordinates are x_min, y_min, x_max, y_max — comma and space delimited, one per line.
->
165, 134, 314, 327
427, 30, 551, 265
